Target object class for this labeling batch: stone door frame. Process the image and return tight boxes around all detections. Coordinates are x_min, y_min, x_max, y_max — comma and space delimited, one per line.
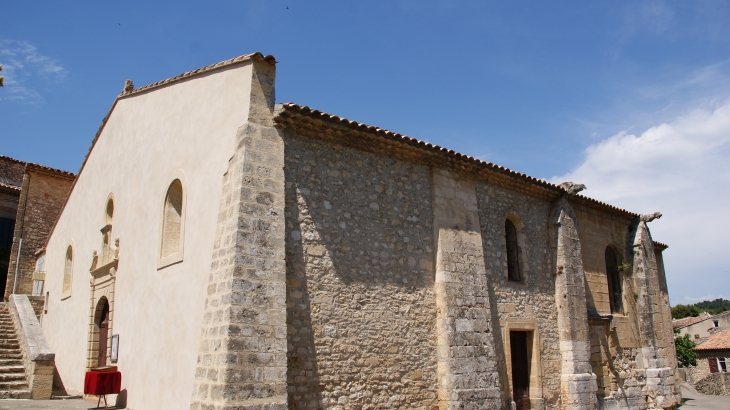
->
86, 259, 117, 370
501, 318, 545, 410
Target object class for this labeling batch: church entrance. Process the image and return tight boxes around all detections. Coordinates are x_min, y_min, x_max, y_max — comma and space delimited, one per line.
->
96, 298, 110, 367
510, 331, 531, 410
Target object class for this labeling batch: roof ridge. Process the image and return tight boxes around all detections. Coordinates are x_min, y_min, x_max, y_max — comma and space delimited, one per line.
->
120, 52, 276, 98
0, 154, 26, 165
25, 162, 75, 178
277, 103, 641, 218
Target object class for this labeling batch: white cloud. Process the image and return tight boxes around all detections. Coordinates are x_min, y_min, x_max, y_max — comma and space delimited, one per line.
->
552, 102, 730, 304
0, 40, 67, 104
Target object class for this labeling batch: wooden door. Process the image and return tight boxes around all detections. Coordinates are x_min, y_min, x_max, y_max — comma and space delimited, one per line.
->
510, 331, 531, 410
97, 301, 109, 367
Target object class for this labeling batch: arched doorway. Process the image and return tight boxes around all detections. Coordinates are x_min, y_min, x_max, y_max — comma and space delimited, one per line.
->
94, 297, 110, 367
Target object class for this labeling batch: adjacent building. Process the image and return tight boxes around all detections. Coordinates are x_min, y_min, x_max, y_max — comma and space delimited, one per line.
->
0, 156, 74, 300
35, 53, 679, 410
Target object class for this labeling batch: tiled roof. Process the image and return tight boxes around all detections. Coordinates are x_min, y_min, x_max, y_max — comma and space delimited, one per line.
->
0, 154, 26, 166
696, 327, 730, 351
120, 52, 275, 97
0, 154, 75, 180
653, 241, 668, 249
0, 180, 21, 191
673, 314, 711, 329
276, 103, 641, 219
25, 163, 75, 179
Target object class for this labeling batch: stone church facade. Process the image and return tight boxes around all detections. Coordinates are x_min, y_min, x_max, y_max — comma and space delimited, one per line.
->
37, 53, 679, 410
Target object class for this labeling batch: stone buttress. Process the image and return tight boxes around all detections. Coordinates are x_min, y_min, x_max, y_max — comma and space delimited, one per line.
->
631, 219, 679, 409
550, 196, 597, 410
431, 169, 502, 410
190, 59, 288, 410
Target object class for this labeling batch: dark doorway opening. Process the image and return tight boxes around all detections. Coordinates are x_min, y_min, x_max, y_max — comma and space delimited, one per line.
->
95, 298, 110, 367
510, 331, 531, 410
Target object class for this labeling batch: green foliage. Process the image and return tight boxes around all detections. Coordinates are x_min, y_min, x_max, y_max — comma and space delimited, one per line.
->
694, 298, 730, 315
672, 298, 730, 319
672, 304, 701, 319
674, 330, 698, 367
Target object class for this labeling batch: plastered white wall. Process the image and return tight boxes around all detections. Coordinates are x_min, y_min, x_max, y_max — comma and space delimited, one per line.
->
42, 62, 254, 409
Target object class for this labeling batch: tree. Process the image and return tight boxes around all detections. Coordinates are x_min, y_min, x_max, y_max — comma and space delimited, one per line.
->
671, 304, 700, 319
674, 328, 698, 367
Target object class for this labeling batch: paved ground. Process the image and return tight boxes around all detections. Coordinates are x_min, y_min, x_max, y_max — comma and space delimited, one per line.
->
680, 383, 730, 409
0, 397, 122, 410
0, 386, 728, 410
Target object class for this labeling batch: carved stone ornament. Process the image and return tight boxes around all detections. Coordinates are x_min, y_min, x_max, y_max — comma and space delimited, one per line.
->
559, 181, 587, 196
123, 79, 134, 93
90, 250, 98, 271
640, 212, 662, 222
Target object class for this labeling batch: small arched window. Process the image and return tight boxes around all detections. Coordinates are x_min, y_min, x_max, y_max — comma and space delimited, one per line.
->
505, 219, 522, 282
62, 246, 73, 298
605, 246, 622, 314
105, 198, 114, 225
160, 179, 184, 260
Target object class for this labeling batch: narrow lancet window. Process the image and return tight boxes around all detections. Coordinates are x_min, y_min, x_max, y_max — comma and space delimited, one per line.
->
605, 246, 622, 314
161, 179, 183, 259
506, 219, 522, 282
62, 246, 73, 296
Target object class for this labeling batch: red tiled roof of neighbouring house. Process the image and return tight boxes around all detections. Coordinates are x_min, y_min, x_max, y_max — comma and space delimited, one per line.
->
25, 163, 76, 179
696, 327, 730, 351
673, 314, 712, 329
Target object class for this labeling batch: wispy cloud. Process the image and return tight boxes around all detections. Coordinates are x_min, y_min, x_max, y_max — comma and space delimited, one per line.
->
0, 40, 67, 105
552, 102, 730, 304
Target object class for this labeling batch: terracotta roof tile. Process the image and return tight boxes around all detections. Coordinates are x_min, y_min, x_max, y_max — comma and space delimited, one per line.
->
25, 162, 75, 178
673, 314, 711, 329
277, 103, 641, 219
696, 327, 730, 351
0, 180, 21, 191
120, 52, 275, 98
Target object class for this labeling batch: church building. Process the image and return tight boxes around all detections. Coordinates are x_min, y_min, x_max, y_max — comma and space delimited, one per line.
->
36, 53, 679, 410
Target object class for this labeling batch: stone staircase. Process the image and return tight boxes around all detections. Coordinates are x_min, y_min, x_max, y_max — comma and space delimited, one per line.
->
0, 302, 30, 399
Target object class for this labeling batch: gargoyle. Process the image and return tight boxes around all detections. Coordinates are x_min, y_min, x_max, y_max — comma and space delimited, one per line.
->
559, 181, 586, 196
640, 212, 662, 223
123, 79, 134, 93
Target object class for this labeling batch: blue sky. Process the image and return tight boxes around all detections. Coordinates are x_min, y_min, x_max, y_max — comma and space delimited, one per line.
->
1, 1, 729, 305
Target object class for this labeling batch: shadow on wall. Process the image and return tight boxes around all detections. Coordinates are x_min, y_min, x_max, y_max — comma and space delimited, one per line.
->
282, 134, 439, 408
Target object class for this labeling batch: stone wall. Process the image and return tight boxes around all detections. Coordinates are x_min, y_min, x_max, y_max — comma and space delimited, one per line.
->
5, 166, 74, 300
474, 182, 561, 409
284, 133, 439, 409
695, 372, 730, 396
0, 155, 26, 187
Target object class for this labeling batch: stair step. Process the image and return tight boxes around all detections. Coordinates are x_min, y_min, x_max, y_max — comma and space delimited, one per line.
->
0, 373, 25, 382
0, 354, 23, 360
0, 389, 31, 399
0, 359, 22, 366
0, 380, 29, 390
0, 365, 24, 373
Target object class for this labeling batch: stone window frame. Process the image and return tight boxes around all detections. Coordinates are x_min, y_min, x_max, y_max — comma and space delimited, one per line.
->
604, 244, 624, 315
157, 170, 187, 270
500, 318, 544, 410
503, 213, 530, 285
61, 241, 74, 300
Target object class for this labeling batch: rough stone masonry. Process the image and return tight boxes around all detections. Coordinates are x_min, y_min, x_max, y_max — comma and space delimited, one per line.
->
188, 57, 679, 410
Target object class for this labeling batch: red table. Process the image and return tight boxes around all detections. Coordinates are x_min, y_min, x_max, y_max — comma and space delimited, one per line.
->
84, 371, 122, 408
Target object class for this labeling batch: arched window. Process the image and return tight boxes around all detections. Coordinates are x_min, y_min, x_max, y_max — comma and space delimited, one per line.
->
62, 246, 73, 297
160, 179, 184, 259
105, 198, 114, 225
505, 219, 522, 282
605, 246, 622, 314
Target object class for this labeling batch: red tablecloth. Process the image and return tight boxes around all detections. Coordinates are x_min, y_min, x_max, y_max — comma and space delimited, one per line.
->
84, 371, 122, 395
